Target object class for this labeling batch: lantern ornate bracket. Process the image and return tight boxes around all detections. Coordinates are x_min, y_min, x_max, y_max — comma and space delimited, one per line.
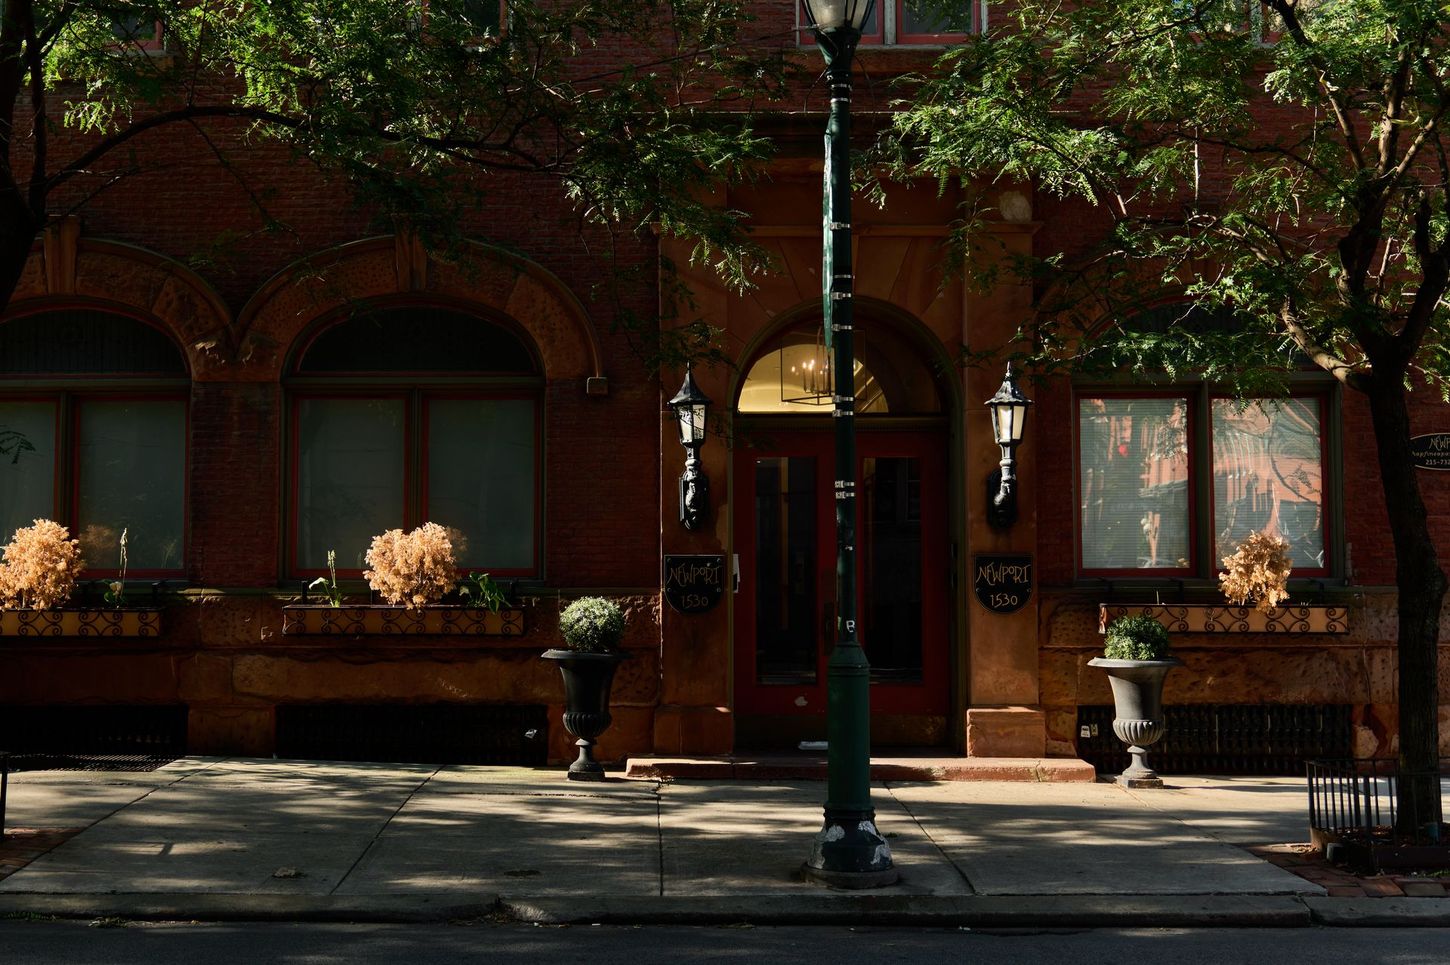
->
985, 363, 1032, 531
667, 367, 712, 531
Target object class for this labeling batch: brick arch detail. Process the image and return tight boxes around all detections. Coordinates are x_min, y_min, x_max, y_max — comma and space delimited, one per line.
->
8, 233, 231, 379
235, 236, 605, 383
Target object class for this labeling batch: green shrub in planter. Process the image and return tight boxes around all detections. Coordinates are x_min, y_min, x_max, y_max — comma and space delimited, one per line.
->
558, 597, 625, 653
1103, 615, 1172, 661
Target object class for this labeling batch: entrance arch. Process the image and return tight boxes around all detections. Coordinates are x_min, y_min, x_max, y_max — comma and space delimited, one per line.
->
731, 302, 959, 748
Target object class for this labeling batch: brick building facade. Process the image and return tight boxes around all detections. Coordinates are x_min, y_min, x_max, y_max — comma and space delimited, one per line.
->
1, 2, 1447, 770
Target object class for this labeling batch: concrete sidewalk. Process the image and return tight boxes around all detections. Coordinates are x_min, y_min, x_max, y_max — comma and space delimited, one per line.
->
0, 757, 1446, 928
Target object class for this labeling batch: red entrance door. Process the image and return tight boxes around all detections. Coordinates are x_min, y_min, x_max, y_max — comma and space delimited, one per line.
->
734, 430, 949, 719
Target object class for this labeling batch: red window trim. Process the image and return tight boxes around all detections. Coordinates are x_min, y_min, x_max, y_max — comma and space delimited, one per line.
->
288, 388, 542, 581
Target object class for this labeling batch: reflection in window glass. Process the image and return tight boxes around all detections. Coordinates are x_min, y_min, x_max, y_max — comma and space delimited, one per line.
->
1212, 398, 1324, 568
1079, 397, 1191, 570
77, 400, 186, 570
901, 0, 971, 36
428, 399, 536, 570
297, 399, 405, 570
0, 402, 55, 544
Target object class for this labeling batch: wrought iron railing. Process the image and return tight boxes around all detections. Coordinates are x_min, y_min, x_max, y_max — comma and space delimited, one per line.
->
1306, 758, 1448, 870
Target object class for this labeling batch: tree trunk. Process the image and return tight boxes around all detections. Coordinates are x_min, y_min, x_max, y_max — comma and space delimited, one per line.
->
0, 184, 40, 312
1365, 373, 1447, 831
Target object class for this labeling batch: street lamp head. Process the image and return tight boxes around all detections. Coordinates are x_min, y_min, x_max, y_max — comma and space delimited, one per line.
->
802, 0, 875, 33
985, 362, 1032, 449
668, 367, 711, 450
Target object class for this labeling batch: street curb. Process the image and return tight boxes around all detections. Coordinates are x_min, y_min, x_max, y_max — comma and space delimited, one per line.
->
1304, 896, 1450, 926
0, 892, 1446, 927
0, 894, 500, 924
500, 895, 1315, 928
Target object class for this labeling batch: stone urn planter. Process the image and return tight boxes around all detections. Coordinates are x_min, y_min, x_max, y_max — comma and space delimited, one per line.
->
543, 596, 628, 781
1090, 614, 1182, 788
541, 648, 628, 780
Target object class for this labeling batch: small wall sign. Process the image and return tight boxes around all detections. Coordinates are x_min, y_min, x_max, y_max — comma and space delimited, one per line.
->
1411, 433, 1450, 471
974, 554, 1033, 614
664, 555, 726, 614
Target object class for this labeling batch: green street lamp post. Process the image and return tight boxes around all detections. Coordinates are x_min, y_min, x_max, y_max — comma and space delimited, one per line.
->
801, 0, 898, 889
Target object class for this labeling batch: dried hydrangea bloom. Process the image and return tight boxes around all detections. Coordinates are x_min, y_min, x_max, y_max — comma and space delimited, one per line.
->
363, 522, 456, 609
1219, 530, 1292, 614
0, 519, 85, 611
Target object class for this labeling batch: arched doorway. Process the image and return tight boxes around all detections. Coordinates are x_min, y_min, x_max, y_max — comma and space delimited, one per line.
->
732, 309, 954, 748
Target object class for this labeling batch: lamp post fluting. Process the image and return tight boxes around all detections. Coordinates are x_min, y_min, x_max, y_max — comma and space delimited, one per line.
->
801, 0, 897, 889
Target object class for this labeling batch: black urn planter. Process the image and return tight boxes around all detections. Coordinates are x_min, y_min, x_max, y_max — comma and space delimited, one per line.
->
1087, 657, 1182, 788
542, 649, 628, 780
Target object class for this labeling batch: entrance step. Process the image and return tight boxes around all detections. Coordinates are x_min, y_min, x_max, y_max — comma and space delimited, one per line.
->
623, 755, 1097, 783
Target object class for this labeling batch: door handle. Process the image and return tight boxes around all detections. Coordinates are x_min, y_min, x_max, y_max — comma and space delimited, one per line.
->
822, 600, 835, 655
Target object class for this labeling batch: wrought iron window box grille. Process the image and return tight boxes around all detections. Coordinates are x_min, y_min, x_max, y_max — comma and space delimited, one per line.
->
0, 608, 163, 638
1099, 603, 1349, 635
280, 604, 525, 637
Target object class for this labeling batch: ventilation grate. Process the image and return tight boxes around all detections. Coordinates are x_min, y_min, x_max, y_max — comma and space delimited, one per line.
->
0, 705, 187, 771
1077, 703, 1354, 776
275, 703, 549, 766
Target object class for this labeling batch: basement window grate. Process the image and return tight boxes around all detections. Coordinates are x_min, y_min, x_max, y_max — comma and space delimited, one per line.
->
275, 703, 549, 766
1076, 704, 1354, 776
0, 705, 187, 771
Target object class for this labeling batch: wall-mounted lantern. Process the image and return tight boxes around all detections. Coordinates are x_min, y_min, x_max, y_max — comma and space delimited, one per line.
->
985, 363, 1032, 530
668, 367, 712, 531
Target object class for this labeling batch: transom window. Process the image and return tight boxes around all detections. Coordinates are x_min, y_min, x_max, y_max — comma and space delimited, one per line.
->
287, 305, 541, 577
0, 308, 188, 574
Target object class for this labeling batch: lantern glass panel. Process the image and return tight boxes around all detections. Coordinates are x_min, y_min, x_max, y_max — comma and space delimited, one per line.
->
803, 0, 872, 30
678, 404, 707, 447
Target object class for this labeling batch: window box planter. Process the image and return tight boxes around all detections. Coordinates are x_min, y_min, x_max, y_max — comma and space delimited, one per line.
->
1098, 604, 1349, 635
280, 605, 525, 637
0, 608, 163, 638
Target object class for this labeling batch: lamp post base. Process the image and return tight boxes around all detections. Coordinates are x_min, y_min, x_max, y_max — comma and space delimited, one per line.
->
802, 809, 899, 889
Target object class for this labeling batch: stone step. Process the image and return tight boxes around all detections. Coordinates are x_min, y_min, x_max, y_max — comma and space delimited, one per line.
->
623, 756, 1098, 783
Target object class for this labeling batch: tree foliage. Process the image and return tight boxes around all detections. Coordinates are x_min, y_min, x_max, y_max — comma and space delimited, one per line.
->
0, 0, 785, 335
887, 0, 1449, 818
887, 0, 1449, 399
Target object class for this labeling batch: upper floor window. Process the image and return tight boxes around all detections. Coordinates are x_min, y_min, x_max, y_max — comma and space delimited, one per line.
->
287, 304, 541, 578
0, 308, 189, 574
799, 0, 978, 46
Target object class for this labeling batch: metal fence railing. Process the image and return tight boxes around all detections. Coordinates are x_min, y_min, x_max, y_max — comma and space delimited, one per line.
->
1306, 758, 1448, 870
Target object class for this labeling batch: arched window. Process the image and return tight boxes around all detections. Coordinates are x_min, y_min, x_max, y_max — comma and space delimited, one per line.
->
737, 318, 945, 415
0, 308, 189, 573
286, 304, 542, 577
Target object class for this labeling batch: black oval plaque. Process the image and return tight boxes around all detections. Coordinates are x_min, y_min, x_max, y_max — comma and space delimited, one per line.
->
1411, 433, 1450, 471
974, 554, 1033, 614
664, 555, 725, 614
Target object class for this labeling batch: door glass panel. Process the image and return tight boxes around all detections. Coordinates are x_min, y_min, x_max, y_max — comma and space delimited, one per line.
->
754, 456, 817, 684
862, 456, 923, 682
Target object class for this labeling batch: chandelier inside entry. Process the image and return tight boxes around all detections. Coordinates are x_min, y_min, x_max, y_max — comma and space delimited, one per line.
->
780, 324, 833, 405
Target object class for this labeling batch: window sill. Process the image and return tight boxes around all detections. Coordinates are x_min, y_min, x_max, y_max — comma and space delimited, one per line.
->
1099, 603, 1349, 635
280, 604, 525, 637
0, 608, 163, 638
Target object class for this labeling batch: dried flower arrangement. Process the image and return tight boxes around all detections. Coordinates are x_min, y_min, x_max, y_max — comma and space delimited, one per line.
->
0, 519, 85, 611
1219, 530, 1292, 613
364, 522, 456, 609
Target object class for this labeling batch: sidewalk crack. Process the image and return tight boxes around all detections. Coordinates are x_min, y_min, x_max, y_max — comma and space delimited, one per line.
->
329, 766, 440, 896
884, 782, 978, 895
